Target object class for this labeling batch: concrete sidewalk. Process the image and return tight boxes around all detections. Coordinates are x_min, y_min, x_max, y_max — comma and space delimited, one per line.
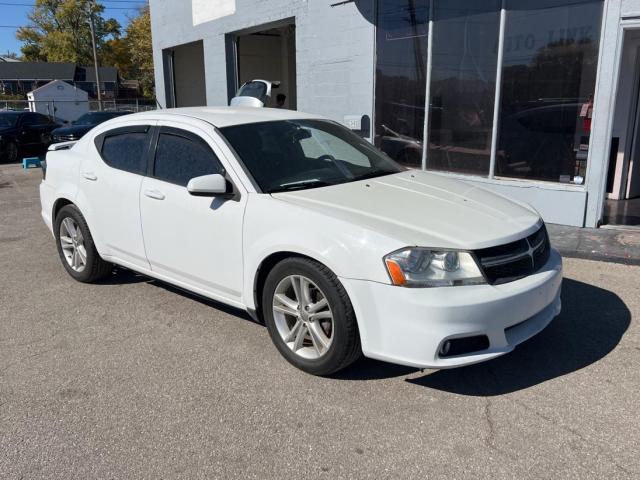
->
547, 224, 640, 265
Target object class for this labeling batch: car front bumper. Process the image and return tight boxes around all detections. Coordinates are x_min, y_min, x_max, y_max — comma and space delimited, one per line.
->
340, 248, 562, 369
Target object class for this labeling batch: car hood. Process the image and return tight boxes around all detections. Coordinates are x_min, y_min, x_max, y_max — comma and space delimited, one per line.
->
271, 170, 542, 250
52, 125, 94, 136
0, 126, 17, 135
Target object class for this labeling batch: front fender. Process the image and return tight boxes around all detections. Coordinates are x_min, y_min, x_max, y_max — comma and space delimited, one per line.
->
242, 195, 402, 310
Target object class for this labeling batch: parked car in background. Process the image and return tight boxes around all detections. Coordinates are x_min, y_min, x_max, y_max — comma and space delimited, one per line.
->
51, 111, 132, 143
497, 102, 586, 182
39, 107, 562, 375
377, 123, 423, 168
0, 111, 60, 163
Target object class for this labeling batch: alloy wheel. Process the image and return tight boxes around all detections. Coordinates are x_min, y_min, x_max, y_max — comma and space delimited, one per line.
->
59, 217, 87, 272
272, 275, 334, 360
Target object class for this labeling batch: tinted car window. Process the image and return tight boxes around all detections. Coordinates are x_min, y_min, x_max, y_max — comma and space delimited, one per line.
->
220, 119, 402, 193
299, 128, 371, 167
153, 129, 222, 186
22, 113, 51, 126
101, 132, 149, 174
0, 113, 19, 127
236, 81, 268, 102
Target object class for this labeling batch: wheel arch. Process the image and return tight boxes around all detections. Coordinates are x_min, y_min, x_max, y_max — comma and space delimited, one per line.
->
51, 195, 106, 257
252, 251, 333, 323
52, 197, 74, 222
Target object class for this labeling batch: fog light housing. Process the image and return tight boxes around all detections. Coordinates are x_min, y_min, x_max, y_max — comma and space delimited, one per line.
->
439, 335, 490, 358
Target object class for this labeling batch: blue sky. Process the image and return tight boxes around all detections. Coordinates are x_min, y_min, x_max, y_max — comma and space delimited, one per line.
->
0, 1, 148, 58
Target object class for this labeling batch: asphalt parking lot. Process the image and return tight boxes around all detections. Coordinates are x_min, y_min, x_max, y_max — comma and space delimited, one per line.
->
1, 163, 639, 479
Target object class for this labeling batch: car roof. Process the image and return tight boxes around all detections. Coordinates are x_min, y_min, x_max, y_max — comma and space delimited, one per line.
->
121, 106, 325, 128
83, 111, 129, 117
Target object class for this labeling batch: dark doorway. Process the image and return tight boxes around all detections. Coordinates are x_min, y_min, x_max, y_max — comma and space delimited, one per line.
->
162, 40, 207, 108
605, 30, 640, 227
227, 21, 296, 110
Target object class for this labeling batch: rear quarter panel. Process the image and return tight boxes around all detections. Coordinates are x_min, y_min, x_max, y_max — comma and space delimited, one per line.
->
40, 145, 83, 231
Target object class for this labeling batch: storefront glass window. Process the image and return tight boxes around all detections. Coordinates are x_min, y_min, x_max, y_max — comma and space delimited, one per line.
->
374, 0, 429, 168
426, 0, 501, 175
496, 0, 604, 184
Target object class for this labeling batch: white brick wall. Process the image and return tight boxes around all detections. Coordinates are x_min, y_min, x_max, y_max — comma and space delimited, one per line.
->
149, 0, 375, 128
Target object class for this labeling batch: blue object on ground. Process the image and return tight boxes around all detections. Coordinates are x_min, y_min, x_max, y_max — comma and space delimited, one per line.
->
22, 157, 42, 169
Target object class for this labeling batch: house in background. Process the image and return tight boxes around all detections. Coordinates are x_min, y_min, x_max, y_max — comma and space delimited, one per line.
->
73, 65, 119, 99
27, 79, 89, 123
0, 61, 119, 99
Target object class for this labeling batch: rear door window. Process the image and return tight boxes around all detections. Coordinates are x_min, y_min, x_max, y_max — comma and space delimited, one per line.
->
97, 126, 151, 175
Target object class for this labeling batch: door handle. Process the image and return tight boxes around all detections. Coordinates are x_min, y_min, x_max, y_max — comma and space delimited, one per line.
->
81, 172, 97, 181
144, 189, 165, 200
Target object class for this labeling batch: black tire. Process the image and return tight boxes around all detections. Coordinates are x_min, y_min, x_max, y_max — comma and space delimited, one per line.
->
2, 141, 18, 163
54, 204, 113, 283
262, 257, 361, 375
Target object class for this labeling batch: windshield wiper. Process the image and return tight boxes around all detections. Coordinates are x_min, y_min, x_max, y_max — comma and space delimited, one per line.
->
269, 179, 336, 193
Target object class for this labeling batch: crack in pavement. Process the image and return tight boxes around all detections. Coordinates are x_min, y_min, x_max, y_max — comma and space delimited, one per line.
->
511, 397, 634, 476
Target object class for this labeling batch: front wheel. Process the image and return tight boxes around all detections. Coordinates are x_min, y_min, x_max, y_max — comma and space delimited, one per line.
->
262, 257, 361, 375
54, 205, 113, 283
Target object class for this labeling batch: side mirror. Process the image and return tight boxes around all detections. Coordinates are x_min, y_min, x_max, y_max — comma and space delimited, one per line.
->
187, 173, 232, 197
292, 128, 312, 142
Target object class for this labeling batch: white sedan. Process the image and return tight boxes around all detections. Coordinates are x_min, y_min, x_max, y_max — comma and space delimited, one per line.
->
39, 107, 562, 375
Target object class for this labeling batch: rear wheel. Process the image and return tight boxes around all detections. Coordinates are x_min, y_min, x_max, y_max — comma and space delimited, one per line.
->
54, 205, 113, 283
262, 257, 361, 375
2, 141, 18, 163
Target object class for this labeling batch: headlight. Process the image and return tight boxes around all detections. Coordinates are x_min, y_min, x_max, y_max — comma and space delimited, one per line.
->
384, 248, 486, 287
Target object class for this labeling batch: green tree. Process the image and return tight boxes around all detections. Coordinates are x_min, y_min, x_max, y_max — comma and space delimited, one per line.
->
124, 6, 154, 98
16, 0, 120, 65
101, 36, 132, 78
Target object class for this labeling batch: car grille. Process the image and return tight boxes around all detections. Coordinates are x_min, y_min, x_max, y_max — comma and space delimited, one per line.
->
474, 224, 550, 285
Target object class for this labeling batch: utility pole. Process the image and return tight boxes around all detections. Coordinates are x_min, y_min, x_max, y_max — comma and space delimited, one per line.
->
87, 1, 102, 111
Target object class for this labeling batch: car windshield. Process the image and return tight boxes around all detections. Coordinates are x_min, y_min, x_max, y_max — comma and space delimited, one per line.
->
73, 112, 125, 125
0, 113, 19, 127
236, 81, 268, 102
219, 119, 403, 193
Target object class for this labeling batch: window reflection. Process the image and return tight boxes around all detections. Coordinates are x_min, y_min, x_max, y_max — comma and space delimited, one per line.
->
427, 0, 501, 175
374, 0, 429, 168
497, 0, 603, 184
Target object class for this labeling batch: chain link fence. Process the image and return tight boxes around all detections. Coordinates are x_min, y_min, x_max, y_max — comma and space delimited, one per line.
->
0, 98, 158, 124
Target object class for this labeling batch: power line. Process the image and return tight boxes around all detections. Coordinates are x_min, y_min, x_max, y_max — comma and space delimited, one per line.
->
0, 2, 145, 8
0, 0, 148, 28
